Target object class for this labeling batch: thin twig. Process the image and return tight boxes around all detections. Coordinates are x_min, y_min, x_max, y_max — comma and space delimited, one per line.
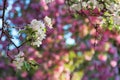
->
1, 0, 20, 58
1, 0, 7, 29
0, 0, 7, 40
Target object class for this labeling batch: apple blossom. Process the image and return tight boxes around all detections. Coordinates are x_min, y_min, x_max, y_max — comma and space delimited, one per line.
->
30, 19, 46, 47
12, 51, 25, 69
44, 16, 53, 29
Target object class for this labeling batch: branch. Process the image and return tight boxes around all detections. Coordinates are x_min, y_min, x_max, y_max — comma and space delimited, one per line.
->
66, 0, 102, 47
1, 0, 20, 59
2, 0, 6, 29
0, 0, 7, 40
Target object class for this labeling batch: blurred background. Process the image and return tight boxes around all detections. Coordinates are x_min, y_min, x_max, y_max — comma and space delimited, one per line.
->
0, 0, 120, 80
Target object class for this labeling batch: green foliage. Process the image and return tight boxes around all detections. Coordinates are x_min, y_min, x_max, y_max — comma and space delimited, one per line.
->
22, 60, 39, 72
23, 61, 31, 71
69, 50, 76, 60
19, 26, 38, 44
64, 50, 85, 73
71, 71, 84, 80
67, 0, 81, 6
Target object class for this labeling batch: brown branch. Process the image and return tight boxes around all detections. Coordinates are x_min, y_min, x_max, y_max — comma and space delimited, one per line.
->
3, 31, 20, 52
17, 39, 29, 48
1, 0, 14, 60
1, 0, 20, 59
0, 0, 7, 40
1, 0, 6, 29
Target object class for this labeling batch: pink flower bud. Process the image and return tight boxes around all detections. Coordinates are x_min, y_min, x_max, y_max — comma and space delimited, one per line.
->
98, 54, 107, 61
110, 60, 117, 67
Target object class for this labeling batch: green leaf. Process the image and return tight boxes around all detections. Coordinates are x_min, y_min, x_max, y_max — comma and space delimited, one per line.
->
28, 60, 39, 70
23, 61, 31, 71
69, 51, 76, 60
71, 71, 84, 80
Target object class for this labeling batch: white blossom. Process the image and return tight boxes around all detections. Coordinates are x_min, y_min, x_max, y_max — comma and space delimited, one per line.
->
97, 16, 105, 26
87, 0, 98, 9
30, 19, 46, 47
44, 16, 53, 29
13, 51, 24, 69
45, 0, 54, 4
30, 19, 46, 31
82, 2, 87, 8
70, 3, 81, 11
113, 15, 120, 25
104, 2, 120, 26
97, 4, 104, 10
106, 2, 120, 14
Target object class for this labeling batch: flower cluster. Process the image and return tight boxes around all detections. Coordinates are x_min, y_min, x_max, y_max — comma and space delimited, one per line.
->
30, 19, 46, 47
20, 16, 52, 47
11, 16, 53, 70
12, 51, 25, 69
45, 0, 54, 4
29, 16, 52, 47
44, 16, 53, 29
109, 3, 120, 25
70, 0, 120, 10
69, 0, 120, 30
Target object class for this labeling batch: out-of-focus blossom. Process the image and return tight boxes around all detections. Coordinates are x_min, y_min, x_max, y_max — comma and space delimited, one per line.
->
21, 72, 28, 78
45, 0, 54, 4
109, 46, 117, 54
32, 70, 45, 80
70, 3, 81, 11
5, 76, 17, 80
84, 49, 95, 61
40, 0, 48, 10
82, 2, 87, 8
116, 35, 120, 44
56, 0, 64, 4
98, 54, 107, 61
104, 42, 110, 51
44, 16, 53, 29
106, 2, 120, 14
110, 60, 117, 67
87, 0, 98, 9
12, 51, 24, 69
106, 2, 120, 26
113, 16, 120, 25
